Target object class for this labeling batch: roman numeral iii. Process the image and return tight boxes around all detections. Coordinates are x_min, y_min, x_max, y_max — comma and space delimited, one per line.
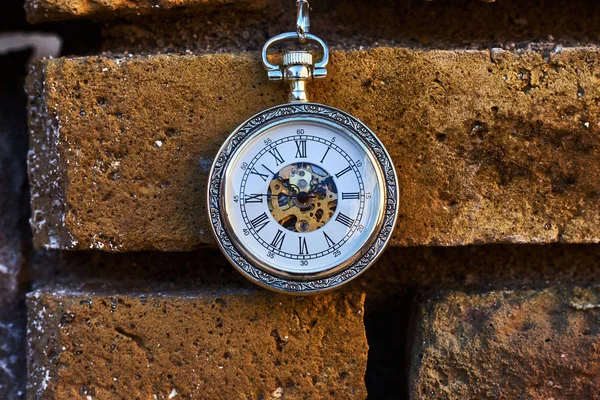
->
342, 192, 360, 200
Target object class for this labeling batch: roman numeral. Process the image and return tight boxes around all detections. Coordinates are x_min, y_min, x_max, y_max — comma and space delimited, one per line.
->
250, 212, 270, 233
342, 192, 360, 200
320, 147, 330, 163
335, 165, 352, 178
250, 164, 275, 182
335, 212, 354, 228
244, 194, 263, 204
250, 167, 269, 182
262, 163, 276, 175
295, 140, 307, 158
298, 237, 309, 255
270, 229, 286, 250
323, 232, 335, 248
268, 147, 285, 166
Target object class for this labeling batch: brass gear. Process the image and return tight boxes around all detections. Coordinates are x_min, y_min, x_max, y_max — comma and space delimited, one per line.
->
267, 163, 337, 232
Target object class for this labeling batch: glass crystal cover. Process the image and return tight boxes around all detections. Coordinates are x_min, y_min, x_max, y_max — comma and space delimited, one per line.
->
222, 120, 384, 274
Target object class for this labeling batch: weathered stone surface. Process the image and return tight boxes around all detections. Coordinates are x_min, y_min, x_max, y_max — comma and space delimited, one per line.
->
358, 243, 600, 397
27, 287, 367, 399
26, 0, 265, 24
410, 286, 600, 399
28, 47, 600, 251
102, 0, 600, 55
28, 244, 600, 398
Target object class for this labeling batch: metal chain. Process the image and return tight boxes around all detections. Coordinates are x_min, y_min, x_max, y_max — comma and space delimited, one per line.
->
296, 0, 310, 43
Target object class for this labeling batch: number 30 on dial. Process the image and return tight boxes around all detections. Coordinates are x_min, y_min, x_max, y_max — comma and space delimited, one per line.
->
208, 104, 398, 293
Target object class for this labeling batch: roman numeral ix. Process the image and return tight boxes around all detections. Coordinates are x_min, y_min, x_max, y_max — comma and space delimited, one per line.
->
244, 194, 263, 204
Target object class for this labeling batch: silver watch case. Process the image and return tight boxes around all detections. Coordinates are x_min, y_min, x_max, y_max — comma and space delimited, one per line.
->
207, 102, 399, 294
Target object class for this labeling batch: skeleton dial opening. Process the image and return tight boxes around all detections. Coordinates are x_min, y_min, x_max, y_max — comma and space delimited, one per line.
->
224, 121, 383, 274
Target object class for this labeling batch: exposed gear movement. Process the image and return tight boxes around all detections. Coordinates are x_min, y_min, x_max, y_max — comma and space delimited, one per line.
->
267, 162, 338, 232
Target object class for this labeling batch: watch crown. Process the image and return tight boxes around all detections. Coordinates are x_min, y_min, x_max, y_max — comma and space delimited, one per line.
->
283, 51, 313, 67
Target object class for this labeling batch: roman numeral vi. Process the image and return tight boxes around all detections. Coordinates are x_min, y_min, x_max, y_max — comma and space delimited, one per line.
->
298, 237, 309, 254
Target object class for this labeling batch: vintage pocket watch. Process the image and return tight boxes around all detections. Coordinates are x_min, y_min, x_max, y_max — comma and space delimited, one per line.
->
208, 1, 399, 293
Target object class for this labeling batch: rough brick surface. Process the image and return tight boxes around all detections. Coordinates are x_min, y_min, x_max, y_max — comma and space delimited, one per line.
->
101, 0, 600, 55
358, 243, 600, 397
27, 288, 367, 399
410, 286, 600, 399
27, 242, 600, 399
26, 0, 265, 24
27, 47, 600, 251
28, 243, 600, 399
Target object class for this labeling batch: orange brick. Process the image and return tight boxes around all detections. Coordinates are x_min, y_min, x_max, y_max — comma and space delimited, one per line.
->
27, 287, 368, 399
410, 287, 600, 398
27, 48, 600, 251
26, 0, 266, 23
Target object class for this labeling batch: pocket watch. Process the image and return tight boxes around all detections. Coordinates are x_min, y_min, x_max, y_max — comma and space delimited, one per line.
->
207, 0, 399, 293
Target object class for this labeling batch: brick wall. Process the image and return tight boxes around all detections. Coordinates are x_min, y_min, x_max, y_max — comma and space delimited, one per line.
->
1, 0, 599, 398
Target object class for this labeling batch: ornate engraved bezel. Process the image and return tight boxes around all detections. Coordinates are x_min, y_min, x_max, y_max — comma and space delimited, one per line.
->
207, 103, 399, 293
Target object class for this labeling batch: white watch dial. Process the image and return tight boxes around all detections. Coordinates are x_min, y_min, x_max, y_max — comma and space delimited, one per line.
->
223, 120, 384, 275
